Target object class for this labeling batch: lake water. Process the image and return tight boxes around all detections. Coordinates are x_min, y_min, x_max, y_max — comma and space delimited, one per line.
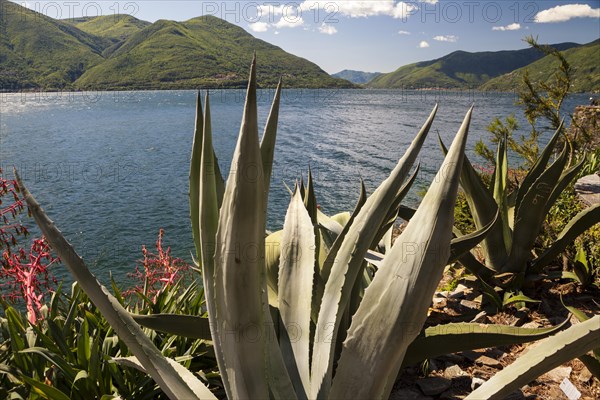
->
0, 89, 590, 286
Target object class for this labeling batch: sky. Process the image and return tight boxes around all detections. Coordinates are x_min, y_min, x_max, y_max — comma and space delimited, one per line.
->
12, 0, 600, 73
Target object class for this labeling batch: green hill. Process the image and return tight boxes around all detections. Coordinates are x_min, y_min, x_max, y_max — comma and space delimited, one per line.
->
481, 40, 600, 93
0, 0, 111, 89
64, 14, 151, 44
332, 70, 381, 84
368, 43, 580, 89
76, 16, 352, 89
0, 2, 352, 90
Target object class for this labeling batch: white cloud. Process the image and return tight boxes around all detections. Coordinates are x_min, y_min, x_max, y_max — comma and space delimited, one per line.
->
492, 23, 521, 31
398, 30, 411, 35
535, 3, 600, 23
274, 16, 305, 29
297, 1, 417, 19
248, 22, 269, 33
421, 0, 439, 3
318, 23, 337, 35
419, 41, 430, 48
433, 35, 458, 42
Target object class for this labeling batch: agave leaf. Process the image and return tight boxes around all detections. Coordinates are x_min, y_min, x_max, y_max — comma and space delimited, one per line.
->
331, 212, 351, 227
130, 314, 212, 340
493, 135, 512, 251
530, 203, 600, 271
190, 92, 225, 259
317, 210, 344, 237
515, 121, 564, 214
197, 92, 231, 399
265, 229, 283, 308
364, 249, 384, 268
542, 154, 586, 217
311, 106, 438, 399
15, 173, 212, 400
502, 293, 541, 307
278, 189, 316, 398
466, 315, 600, 399
212, 56, 270, 399
329, 107, 471, 400
402, 318, 569, 366
439, 135, 505, 271
449, 209, 499, 264
113, 356, 216, 398
189, 91, 204, 260
506, 143, 569, 273
260, 78, 283, 204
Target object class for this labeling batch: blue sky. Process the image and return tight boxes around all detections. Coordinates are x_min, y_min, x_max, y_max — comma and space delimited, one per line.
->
14, 1, 600, 73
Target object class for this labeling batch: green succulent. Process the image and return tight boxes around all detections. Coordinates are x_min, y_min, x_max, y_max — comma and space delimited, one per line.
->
13, 57, 572, 399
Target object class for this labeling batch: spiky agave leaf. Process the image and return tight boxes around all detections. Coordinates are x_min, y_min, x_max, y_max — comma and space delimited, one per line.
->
278, 188, 316, 398
310, 106, 438, 400
329, 107, 472, 400
15, 172, 214, 400
467, 315, 600, 399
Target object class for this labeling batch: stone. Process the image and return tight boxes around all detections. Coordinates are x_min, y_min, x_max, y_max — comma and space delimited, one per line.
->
542, 366, 572, 383
575, 174, 600, 206
459, 299, 479, 310
433, 297, 447, 309
521, 321, 540, 329
416, 377, 452, 396
449, 284, 470, 299
476, 355, 503, 369
462, 350, 482, 361
471, 377, 486, 391
578, 367, 593, 383
443, 364, 466, 379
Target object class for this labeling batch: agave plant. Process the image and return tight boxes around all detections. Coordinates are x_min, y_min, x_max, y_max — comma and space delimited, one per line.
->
437, 126, 600, 296
13, 57, 570, 399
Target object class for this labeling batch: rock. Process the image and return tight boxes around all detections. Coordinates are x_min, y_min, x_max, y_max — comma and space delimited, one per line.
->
436, 291, 449, 298
443, 364, 466, 378
578, 367, 593, 383
575, 174, 600, 206
542, 366, 572, 383
460, 299, 479, 310
476, 355, 503, 369
432, 297, 447, 309
521, 321, 540, 329
416, 377, 452, 396
471, 377, 486, 390
462, 350, 482, 361
449, 284, 470, 299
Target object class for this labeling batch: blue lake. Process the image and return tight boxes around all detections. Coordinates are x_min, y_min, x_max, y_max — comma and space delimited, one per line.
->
0, 89, 591, 286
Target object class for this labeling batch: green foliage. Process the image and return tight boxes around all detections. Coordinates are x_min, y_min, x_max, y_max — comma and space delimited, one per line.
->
0, 2, 352, 90
482, 39, 600, 93
447, 124, 600, 296
368, 42, 581, 89
477, 36, 573, 167
0, 280, 218, 399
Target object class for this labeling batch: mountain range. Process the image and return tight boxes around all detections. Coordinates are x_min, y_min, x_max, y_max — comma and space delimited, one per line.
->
0, 0, 352, 90
332, 70, 382, 84
366, 41, 599, 92
1, 0, 597, 93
